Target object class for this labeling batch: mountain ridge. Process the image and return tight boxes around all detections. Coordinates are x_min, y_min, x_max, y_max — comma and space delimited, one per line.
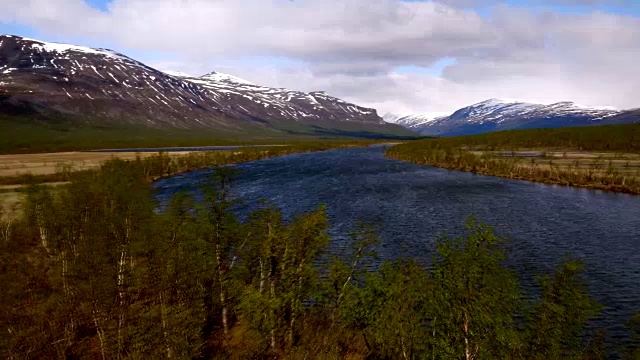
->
0, 34, 412, 139
384, 98, 638, 136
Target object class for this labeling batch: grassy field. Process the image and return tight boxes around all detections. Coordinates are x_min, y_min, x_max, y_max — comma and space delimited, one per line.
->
422, 123, 640, 152
469, 150, 640, 177
0, 150, 197, 220
0, 150, 198, 178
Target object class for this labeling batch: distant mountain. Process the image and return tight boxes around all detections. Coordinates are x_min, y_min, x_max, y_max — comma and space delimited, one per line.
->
383, 112, 450, 130
385, 98, 640, 136
0, 35, 411, 138
606, 109, 640, 125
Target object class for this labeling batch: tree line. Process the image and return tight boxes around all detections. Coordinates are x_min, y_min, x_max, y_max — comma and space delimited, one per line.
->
2, 158, 640, 359
409, 123, 640, 152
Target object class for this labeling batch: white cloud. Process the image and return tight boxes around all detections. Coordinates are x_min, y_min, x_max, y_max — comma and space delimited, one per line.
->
1, 0, 639, 114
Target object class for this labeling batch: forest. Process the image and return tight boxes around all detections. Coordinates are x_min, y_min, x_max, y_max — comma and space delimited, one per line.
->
2, 156, 640, 359
404, 123, 640, 152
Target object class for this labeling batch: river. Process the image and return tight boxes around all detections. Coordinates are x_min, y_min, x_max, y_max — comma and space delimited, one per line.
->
153, 145, 640, 345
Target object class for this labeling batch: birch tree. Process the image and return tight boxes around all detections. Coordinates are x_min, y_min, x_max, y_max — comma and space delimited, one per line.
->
324, 224, 379, 329
130, 192, 207, 358
527, 259, 601, 360
431, 217, 522, 360
240, 205, 330, 353
200, 167, 246, 339
341, 260, 431, 359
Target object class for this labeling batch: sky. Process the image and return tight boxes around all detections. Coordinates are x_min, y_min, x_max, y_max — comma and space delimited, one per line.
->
1, 0, 639, 115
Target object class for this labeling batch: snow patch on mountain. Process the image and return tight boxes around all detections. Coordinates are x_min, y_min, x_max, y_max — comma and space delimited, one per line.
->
200, 71, 255, 85
384, 112, 450, 128
162, 70, 193, 78
5, 35, 131, 61
172, 70, 381, 123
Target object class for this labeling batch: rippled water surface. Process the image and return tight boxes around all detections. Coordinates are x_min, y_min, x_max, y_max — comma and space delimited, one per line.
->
154, 145, 640, 343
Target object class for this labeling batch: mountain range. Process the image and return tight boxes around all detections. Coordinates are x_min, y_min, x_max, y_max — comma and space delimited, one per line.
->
384, 98, 640, 137
2, 34, 639, 143
0, 35, 411, 139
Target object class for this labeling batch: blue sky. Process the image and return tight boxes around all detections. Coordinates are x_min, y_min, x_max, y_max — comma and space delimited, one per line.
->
84, 0, 111, 11
507, 0, 640, 16
108, 0, 638, 14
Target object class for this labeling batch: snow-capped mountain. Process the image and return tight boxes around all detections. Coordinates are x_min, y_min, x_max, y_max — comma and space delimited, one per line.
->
172, 70, 386, 127
0, 35, 410, 137
386, 98, 636, 137
381, 113, 408, 124
383, 112, 450, 129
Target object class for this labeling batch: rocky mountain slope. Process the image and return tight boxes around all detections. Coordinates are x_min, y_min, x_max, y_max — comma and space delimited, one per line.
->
0, 35, 411, 138
385, 98, 639, 136
174, 71, 387, 130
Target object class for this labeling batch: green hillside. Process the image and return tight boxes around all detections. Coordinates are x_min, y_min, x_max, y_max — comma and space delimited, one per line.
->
0, 114, 417, 154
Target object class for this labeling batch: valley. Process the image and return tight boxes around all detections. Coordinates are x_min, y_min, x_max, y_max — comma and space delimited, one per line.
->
4, 144, 640, 358
2, 28, 640, 359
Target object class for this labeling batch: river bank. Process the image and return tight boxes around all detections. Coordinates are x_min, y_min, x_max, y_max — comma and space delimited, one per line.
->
384, 123, 640, 195
0, 141, 377, 218
385, 145, 640, 195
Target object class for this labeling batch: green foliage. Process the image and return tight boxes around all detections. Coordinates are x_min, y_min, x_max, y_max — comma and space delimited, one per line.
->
0, 156, 622, 359
323, 224, 380, 324
430, 217, 522, 359
239, 204, 331, 352
132, 192, 208, 358
342, 260, 431, 359
199, 167, 247, 340
624, 313, 640, 359
527, 260, 603, 360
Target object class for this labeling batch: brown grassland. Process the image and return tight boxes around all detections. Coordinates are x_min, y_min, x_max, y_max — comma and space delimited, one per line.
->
0, 150, 202, 220
0, 150, 196, 178
470, 150, 640, 178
